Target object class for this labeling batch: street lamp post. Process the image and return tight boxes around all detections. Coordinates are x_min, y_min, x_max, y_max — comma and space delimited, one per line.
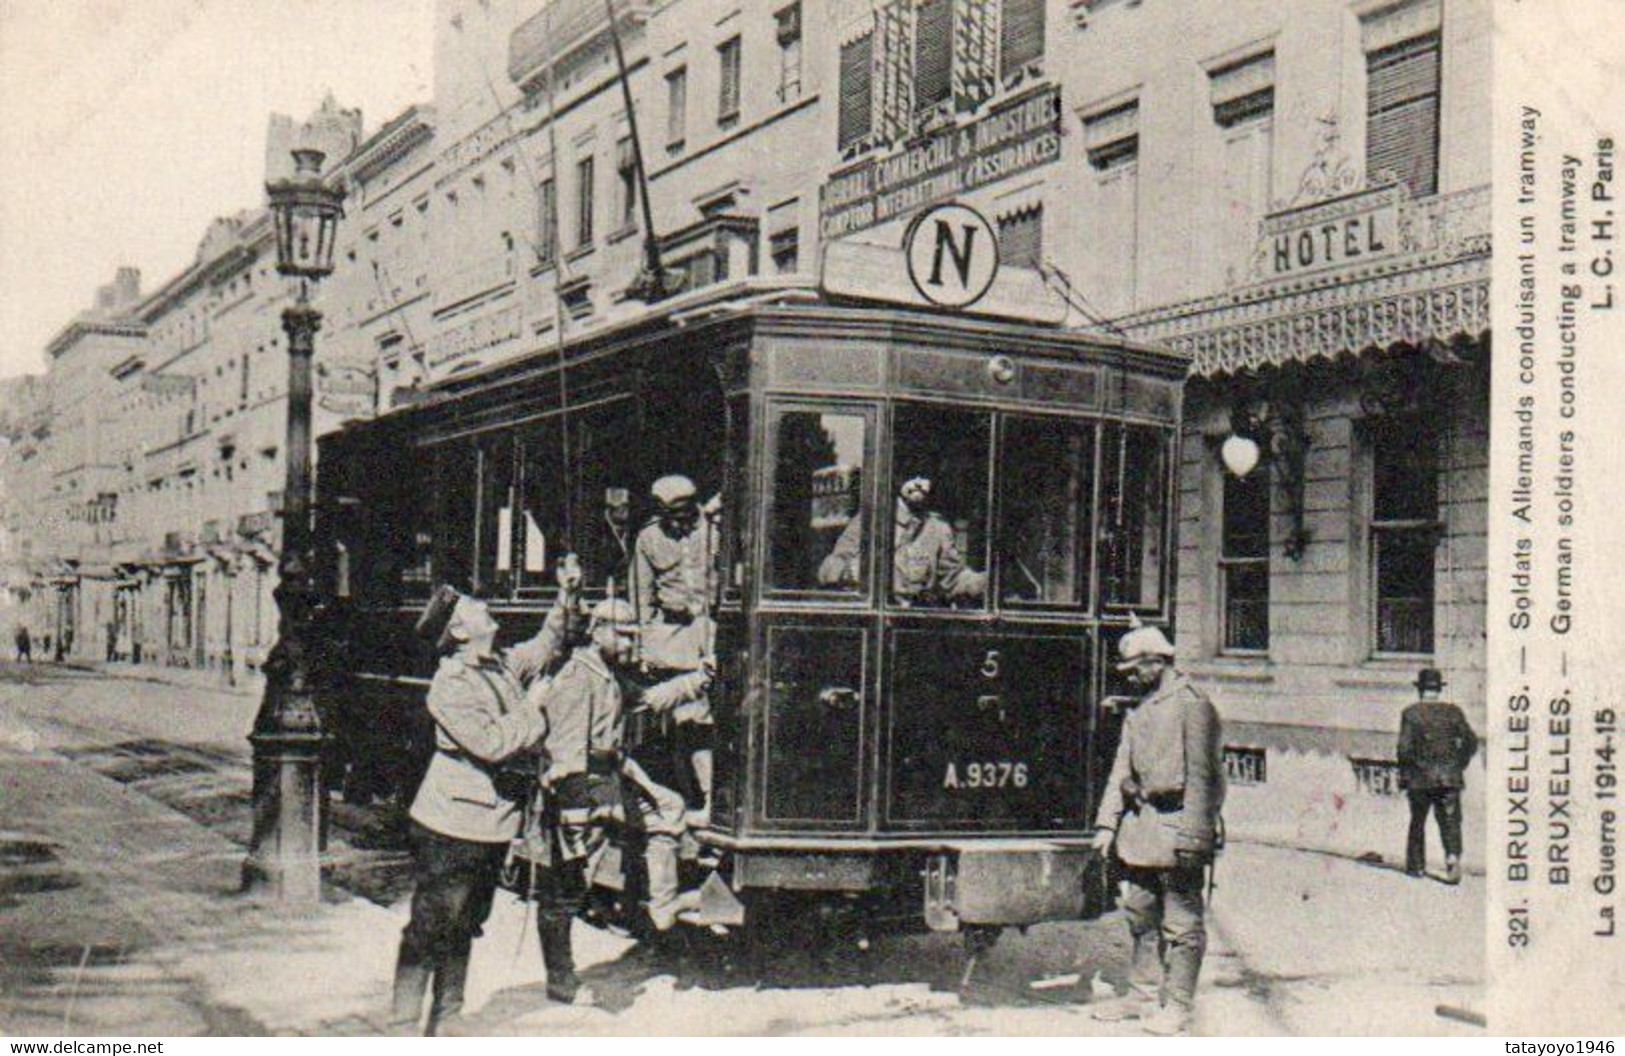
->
245, 147, 344, 903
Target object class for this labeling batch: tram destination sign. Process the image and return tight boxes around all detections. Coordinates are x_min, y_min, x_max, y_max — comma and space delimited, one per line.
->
819, 84, 1062, 241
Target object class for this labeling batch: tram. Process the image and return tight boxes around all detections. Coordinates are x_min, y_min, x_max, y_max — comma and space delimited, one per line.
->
314, 277, 1188, 939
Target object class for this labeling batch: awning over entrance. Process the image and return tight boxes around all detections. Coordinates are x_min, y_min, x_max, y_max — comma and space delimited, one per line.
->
1120, 183, 1489, 377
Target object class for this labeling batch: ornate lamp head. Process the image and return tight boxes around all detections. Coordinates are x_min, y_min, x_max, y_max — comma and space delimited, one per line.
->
266, 149, 345, 282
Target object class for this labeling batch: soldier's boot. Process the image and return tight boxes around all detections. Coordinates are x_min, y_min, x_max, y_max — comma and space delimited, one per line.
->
645, 835, 702, 931
1443, 856, 1462, 885
388, 948, 432, 1034
538, 913, 584, 1003
426, 951, 471, 1035
1090, 989, 1159, 1023
1141, 1002, 1194, 1036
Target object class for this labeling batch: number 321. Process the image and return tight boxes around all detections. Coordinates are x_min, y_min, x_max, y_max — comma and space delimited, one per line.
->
944, 761, 1029, 789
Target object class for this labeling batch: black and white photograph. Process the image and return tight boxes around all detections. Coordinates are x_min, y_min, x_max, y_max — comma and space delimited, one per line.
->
0, 0, 1617, 1040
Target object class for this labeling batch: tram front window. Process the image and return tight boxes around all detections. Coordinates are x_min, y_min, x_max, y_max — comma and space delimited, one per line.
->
771, 409, 868, 594
889, 404, 989, 609
998, 415, 1095, 607
1102, 424, 1170, 610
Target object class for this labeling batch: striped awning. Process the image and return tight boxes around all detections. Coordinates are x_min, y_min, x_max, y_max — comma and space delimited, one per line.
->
1120, 183, 1489, 377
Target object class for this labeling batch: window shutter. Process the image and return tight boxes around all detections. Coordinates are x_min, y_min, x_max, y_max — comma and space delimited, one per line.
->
537, 179, 557, 263
1366, 33, 1440, 197
1082, 100, 1139, 170
996, 205, 1042, 269
718, 37, 742, 120
1210, 50, 1275, 128
914, 0, 952, 112
999, 0, 1045, 80
838, 33, 874, 149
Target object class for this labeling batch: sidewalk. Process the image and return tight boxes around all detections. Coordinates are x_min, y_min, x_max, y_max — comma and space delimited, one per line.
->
56, 658, 264, 699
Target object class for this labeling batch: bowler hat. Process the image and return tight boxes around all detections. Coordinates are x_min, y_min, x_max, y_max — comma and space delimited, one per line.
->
1414, 667, 1446, 692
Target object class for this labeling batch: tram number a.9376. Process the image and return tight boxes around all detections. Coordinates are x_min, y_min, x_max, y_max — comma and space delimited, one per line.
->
943, 761, 1030, 790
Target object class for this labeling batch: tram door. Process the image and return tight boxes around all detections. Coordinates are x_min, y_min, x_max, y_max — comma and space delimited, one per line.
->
748, 400, 877, 832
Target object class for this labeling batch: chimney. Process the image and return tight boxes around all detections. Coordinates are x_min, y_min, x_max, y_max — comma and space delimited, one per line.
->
114, 267, 141, 307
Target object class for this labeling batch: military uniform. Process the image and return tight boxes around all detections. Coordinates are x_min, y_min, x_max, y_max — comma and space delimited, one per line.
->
632, 515, 716, 689
1094, 670, 1224, 1018
534, 643, 702, 987
817, 503, 987, 603
394, 601, 569, 1032
1397, 695, 1478, 877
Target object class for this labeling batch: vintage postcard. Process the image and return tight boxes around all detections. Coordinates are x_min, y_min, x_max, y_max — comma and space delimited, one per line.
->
0, 0, 1619, 1040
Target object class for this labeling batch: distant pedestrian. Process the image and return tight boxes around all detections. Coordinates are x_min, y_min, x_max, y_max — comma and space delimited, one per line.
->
1089, 625, 1224, 1036
1397, 667, 1478, 884
14, 624, 31, 663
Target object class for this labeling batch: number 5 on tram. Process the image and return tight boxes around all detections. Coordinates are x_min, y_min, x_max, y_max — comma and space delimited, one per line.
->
314, 291, 1188, 938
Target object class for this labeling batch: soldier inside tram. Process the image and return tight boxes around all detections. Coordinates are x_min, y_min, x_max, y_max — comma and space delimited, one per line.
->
816, 405, 989, 606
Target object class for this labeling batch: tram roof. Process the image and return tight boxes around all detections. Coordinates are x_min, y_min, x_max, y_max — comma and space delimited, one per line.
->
356, 276, 1188, 431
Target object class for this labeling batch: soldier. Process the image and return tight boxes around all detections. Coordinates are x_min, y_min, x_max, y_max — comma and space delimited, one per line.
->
632, 474, 718, 824
817, 477, 986, 604
1089, 625, 1223, 1037
535, 598, 707, 1003
390, 573, 575, 1035
1397, 667, 1477, 884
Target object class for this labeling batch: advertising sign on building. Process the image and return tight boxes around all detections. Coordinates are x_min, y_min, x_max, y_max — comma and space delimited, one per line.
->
819, 84, 1062, 240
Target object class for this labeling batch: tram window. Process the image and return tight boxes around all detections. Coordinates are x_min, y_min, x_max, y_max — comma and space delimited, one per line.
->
429, 441, 478, 593
570, 399, 643, 593
1101, 425, 1169, 610
515, 417, 570, 595
772, 409, 869, 595
889, 404, 989, 609
997, 415, 1094, 608
475, 433, 518, 597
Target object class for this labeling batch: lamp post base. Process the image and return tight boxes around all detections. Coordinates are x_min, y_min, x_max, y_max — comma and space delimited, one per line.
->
243, 731, 325, 903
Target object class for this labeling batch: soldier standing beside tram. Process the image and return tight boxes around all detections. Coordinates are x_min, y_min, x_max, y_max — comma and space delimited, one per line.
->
1089, 625, 1224, 1037
533, 598, 708, 1002
389, 571, 576, 1035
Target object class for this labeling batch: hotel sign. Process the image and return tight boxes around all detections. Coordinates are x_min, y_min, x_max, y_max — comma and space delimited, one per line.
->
1253, 182, 1406, 282
819, 84, 1062, 240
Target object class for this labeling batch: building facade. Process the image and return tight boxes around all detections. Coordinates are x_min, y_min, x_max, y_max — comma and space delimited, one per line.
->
1056, 0, 1491, 841
1, 1, 1492, 854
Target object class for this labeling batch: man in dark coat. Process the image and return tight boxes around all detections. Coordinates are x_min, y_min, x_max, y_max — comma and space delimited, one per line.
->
1397, 667, 1478, 884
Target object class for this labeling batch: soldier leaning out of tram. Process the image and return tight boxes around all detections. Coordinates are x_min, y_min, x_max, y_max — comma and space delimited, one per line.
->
633, 474, 720, 826
390, 575, 575, 1034
535, 597, 710, 1001
818, 476, 986, 604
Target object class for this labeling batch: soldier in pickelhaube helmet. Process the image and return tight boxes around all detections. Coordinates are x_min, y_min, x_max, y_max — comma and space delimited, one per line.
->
1089, 624, 1224, 1037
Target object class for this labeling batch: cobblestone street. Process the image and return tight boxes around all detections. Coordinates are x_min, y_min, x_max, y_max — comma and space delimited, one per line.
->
0, 662, 1482, 1037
